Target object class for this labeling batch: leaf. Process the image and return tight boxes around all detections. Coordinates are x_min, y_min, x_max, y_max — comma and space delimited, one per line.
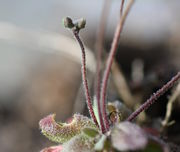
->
111, 121, 148, 151
94, 135, 107, 151
62, 134, 94, 152
39, 114, 98, 143
140, 141, 163, 152
40, 145, 63, 152
93, 97, 100, 126
82, 127, 99, 138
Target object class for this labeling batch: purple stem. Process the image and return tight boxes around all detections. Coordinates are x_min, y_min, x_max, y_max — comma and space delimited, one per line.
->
100, 0, 135, 132
127, 72, 180, 122
95, 0, 111, 133
73, 30, 99, 127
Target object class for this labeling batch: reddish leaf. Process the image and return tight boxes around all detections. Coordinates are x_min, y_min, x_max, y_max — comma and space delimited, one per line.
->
41, 145, 62, 152
39, 114, 97, 143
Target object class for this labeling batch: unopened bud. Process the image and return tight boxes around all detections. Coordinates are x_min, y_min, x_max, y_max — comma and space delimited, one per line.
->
63, 17, 74, 29
77, 18, 86, 29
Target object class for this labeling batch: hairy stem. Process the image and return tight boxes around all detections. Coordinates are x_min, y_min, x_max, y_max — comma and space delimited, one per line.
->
100, 0, 135, 132
73, 30, 99, 127
95, 0, 111, 134
127, 72, 180, 122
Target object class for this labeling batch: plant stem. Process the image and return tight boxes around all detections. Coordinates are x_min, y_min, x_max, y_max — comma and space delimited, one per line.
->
100, 0, 135, 132
95, 0, 111, 134
161, 82, 180, 129
120, 0, 125, 17
127, 72, 180, 122
73, 30, 99, 127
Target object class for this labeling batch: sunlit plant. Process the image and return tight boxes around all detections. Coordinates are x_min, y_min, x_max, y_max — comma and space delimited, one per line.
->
39, 1, 180, 152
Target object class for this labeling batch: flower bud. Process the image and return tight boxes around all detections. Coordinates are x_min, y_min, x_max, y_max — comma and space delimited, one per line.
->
77, 18, 86, 29
63, 17, 74, 29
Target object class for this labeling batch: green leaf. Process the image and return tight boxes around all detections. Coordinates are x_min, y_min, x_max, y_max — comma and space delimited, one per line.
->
39, 114, 98, 143
93, 97, 100, 126
82, 127, 99, 138
140, 141, 163, 152
94, 135, 107, 151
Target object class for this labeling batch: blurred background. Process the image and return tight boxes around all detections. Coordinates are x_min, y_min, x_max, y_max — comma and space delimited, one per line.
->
0, 0, 180, 151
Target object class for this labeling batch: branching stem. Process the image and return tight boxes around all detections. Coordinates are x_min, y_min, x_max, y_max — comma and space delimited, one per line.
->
100, 0, 135, 132
127, 72, 180, 122
73, 30, 99, 127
